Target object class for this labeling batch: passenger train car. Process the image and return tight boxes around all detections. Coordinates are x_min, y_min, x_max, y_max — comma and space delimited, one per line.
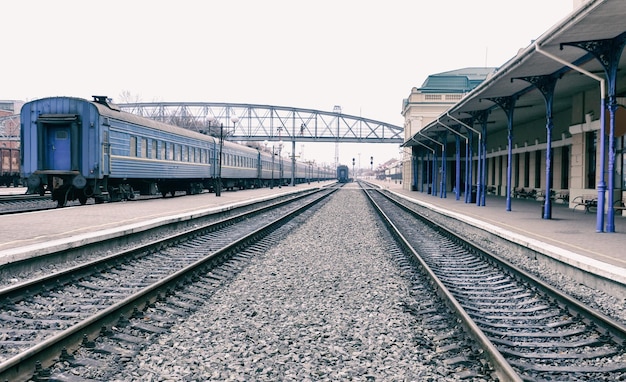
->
21, 96, 334, 206
337, 165, 350, 183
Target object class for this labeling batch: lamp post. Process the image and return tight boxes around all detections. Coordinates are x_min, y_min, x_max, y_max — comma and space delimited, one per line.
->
264, 140, 274, 189
212, 115, 239, 197
216, 121, 225, 196
277, 140, 284, 188
207, 116, 225, 197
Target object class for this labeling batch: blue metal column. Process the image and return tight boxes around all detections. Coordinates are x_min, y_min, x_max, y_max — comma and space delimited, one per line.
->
486, 96, 517, 211
439, 132, 448, 198
562, 33, 626, 232
411, 138, 435, 194
449, 113, 486, 206
465, 135, 470, 203
427, 152, 431, 194
418, 132, 443, 197
515, 74, 559, 219
478, 114, 489, 206
455, 134, 461, 200
420, 151, 424, 192
412, 149, 418, 191
468, 131, 474, 203
432, 152, 438, 197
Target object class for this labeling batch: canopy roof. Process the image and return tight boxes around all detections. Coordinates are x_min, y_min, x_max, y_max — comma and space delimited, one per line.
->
405, 0, 626, 146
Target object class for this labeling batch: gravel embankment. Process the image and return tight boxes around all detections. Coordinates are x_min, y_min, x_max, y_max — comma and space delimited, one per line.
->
111, 188, 490, 381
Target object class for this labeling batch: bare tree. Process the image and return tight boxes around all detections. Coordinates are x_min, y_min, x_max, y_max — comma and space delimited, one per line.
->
117, 90, 143, 104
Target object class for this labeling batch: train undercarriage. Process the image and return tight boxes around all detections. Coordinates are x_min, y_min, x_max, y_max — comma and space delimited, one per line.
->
26, 173, 228, 207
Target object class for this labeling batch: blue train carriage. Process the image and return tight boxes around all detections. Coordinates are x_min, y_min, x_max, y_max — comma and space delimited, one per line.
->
21, 96, 216, 206
219, 140, 262, 190
337, 165, 350, 183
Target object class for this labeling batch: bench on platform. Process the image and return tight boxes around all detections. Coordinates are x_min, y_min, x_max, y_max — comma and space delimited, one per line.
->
513, 187, 536, 199
614, 199, 626, 215
572, 194, 597, 213
553, 191, 570, 204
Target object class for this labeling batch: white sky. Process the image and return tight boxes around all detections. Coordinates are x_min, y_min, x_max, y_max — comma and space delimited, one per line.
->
3, 0, 573, 168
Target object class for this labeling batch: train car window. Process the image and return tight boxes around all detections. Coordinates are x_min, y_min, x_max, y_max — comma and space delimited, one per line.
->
130, 136, 137, 157
151, 139, 157, 159
140, 138, 147, 158
160, 141, 165, 160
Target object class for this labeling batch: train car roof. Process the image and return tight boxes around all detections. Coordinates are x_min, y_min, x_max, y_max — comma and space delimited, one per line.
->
25, 96, 216, 144
221, 139, 260, 154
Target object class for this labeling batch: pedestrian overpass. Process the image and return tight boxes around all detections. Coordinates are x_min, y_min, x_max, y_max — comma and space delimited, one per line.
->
117, 102, 403, 143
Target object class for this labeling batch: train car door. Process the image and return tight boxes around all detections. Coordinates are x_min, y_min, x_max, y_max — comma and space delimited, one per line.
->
37, 116, 80, 172
102, 130, 110, 175
46, 126, 71, 170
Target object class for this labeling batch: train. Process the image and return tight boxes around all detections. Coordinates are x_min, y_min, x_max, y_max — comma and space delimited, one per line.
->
337, 165, 350, 183
0, 145, 21, 187
21, 96, 335, 206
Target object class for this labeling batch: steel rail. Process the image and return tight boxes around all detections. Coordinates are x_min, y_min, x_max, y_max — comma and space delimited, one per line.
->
0, 187, 336, 381
360, 183, 522, 382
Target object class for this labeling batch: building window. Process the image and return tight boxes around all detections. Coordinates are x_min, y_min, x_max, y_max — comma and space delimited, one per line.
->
490, 157, 495, 185
585, 131, 597, 189
514, 153, 520, 188
524, 151, 530, 188
535, 151, 541, 188
561, 145, 570, 189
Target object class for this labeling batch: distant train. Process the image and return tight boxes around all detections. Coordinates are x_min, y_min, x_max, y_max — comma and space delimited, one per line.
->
0, 145, 21, 187
337, 165, 350, 183
21, 96, 335, 206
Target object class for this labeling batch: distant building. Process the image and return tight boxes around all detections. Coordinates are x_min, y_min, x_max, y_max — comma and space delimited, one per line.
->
0, 100, 23, 143
400, 68, 496, 190
0, 100, 24, 114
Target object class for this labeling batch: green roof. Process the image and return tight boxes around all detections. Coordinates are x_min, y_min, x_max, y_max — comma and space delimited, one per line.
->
418, 67, 496, 93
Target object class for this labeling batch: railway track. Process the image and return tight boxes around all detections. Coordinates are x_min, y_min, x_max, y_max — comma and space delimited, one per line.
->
0, 193, 56, 215
0, 186, 336, 381
363, 183, 626, 381
0, 191, 195, 216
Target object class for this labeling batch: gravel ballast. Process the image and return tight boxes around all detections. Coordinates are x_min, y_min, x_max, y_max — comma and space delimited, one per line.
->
111, 188, 489, 381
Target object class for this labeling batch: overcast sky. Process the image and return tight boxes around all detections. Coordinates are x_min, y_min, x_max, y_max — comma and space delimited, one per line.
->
4, 0, 573, 167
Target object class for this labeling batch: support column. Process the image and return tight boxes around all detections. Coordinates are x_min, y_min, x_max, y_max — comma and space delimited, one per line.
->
439, 132, 447, 198
485, 96, 517, 211
562, 33, 626, 232
514, 74, 559, 219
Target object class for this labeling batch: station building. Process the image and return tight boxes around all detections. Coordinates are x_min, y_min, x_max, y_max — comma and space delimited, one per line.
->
401, 0, 626, 233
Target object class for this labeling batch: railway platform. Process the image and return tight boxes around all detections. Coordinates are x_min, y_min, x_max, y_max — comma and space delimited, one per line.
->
0, 182, 335, 268
368, 179, 626, 294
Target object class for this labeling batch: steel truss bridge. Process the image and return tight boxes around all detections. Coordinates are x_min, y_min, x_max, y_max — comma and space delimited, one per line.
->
117, 102, 403, 144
